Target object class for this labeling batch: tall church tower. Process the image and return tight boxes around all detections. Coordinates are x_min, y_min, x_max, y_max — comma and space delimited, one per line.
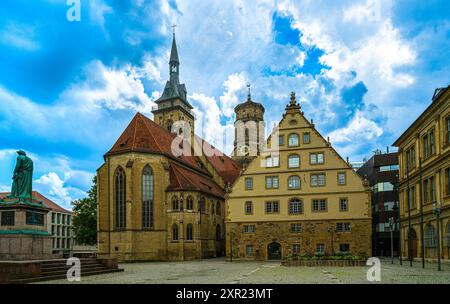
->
232, 85, 265, 166
152, 30, 194, 136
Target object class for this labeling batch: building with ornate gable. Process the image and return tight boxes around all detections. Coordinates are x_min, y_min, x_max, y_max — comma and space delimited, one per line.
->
226, 93, 372, 260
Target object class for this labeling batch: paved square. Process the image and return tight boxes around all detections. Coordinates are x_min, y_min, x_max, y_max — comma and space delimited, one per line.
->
38, 258, 450, 284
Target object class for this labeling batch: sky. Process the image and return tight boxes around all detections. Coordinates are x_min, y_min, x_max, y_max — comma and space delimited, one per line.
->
0, 0, 449, 210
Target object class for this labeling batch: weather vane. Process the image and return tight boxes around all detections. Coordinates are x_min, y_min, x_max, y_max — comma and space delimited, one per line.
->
247, 83, 251, 101
172, 22, 177, 35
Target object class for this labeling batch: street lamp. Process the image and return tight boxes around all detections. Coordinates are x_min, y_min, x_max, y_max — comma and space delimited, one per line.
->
433, 201, 442, 271
389, 217, 395, 264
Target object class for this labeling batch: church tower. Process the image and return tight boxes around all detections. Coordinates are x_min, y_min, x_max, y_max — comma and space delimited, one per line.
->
232, 85, 265, 166
152, 30, 194, 136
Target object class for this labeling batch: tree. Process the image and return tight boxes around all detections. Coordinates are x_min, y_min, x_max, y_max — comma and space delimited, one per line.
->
71, 176, 97, 245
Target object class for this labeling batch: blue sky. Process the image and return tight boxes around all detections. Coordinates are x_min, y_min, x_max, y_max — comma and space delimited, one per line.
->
0, 0, 449, 209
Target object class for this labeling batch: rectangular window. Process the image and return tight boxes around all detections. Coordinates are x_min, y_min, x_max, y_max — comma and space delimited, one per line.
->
279, 135, 285, 146
293, 244, 301, 254
423, 179, 429, 203
339, 244, 350, 252
410, 186, 416, 209
265, 201, 279, 214
316, 244, 325, 254
265, 155, 280, 168
303, 133, 310, 144
429, 129, 435, 155
67, 215, 71, 225
446, 168, 450, 196
26, 212, 44, 226
446, 116, 450, 145
379, 165, 399, 172
290, 223, 302, 233
310, 153, 324, 164
372, 182, 394, 193
312, 199, 327, 212
245, 178, 253, 190
245, 201, 253, 215
423, 134, 429, 159
336, 222, 351, 232
52, 213, 56, 223
337, 172, 346, 185
1, 211, 15, 226
339, 198, 348, 212
57, 213, 61, 224
243, 225, 256, 233
430, 176, 436, 202
265, 176, 279, 189
246, 244, 254, 255
311, 174, 326, 187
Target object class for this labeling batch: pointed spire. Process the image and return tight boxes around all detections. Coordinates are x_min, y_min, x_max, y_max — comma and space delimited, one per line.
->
247, 83, 252, 101
289, 92, 296, 106
170, 23, 179, 63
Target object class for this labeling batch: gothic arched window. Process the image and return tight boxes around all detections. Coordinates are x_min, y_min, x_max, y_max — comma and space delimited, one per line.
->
172, 224, 179, 241
186, 224, 193, 241
142, 165, 153, 229
199, 196, 206, 213
425, 225, 436, 247
172, 196, 179, 211
216, 201, 221, 216
114, 167, 126, 229
186, 196, 194, 210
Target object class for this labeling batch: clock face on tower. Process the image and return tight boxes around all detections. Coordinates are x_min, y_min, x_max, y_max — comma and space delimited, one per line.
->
171, 65, 177, 73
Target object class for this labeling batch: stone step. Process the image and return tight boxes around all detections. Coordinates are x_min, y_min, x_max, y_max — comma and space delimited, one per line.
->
41, 266, 110, 277
41, 264, 108, 274
10, 268, 124, 284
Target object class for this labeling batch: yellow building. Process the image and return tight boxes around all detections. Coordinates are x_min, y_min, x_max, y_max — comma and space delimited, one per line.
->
226, 93, 372, 260
393, 85, 450, 261
97, 33, 241, 262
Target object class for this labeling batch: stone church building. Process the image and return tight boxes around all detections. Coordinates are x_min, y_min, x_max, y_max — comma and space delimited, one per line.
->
97, 33, 242, 262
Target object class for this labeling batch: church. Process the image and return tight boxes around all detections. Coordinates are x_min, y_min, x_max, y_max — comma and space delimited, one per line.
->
97, 32, 242, 261
97, 32, 372, 262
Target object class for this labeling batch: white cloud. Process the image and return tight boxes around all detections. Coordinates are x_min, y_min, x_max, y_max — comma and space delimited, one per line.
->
328, 111, 383, 143
219, 73, 247, 118
89, 0, 113, 29
343, 0, 382, 24
0, 22, 40, 51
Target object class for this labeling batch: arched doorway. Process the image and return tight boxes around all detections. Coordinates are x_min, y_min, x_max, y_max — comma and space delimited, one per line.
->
267, 242, 282, 260
407, 228, 418, 260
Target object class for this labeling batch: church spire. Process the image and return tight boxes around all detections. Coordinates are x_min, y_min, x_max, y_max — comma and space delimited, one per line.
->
169, 24, 180, 86
170, 24, 179, 64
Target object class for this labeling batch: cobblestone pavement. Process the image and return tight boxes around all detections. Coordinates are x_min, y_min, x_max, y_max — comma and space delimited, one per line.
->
38, 258, 450, 284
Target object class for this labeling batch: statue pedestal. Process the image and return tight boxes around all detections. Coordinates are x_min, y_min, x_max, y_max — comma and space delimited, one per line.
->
0, 197, 54, 261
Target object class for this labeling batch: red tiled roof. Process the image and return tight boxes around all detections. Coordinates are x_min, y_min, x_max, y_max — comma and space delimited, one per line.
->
106, 112, 209, 174
167, 163, 224, 198
194, 136, 242, 184
0, 191, 71, 213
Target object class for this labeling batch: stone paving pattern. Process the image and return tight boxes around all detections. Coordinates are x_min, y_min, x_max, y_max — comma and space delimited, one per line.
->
38, 258, 450, 284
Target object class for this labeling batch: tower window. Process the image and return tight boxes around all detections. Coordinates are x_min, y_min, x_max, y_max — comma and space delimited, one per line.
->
288, 134, 299, 147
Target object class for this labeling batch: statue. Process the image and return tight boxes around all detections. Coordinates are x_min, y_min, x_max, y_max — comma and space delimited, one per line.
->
7, 150, 33, 200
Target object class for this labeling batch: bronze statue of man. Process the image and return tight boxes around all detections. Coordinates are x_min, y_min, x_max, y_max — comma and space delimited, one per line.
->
8, 150, 33, 200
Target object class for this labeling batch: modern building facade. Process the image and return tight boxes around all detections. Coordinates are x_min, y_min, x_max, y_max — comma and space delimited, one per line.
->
97, 33, 241, 262
226, 93, 372, 260
357, 152, 400, 257
393, 85, 450, 261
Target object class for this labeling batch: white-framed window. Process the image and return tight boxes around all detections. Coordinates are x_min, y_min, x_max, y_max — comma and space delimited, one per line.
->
312, 199, 327, 212
316, 243, 325, 254
265, 201, 279, 214
243, 225, 256, 233
279, 135, 285, 146
303, 133, 310, 144
288, 154, 300, 168
310, 153, 324, 164
288, 175, 300, 190
336, 222, 351, 232
337, 172, 346, 185
311, 173, 326, 187
245, 177, 253, 190
288, 133, 299, 147
265, 155, 280, 167
290, 223, 302, 233
245, 201, 253, 215
339, 198, 348, 212
266, 176, 279, 189
289, 199, 303, 214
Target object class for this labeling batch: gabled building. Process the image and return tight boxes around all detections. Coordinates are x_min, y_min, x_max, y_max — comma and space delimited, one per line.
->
226, 93, 372, 260
97, 33, 241, 262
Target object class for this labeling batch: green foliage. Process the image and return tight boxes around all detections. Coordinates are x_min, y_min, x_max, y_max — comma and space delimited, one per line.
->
71, 176, 97, 246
